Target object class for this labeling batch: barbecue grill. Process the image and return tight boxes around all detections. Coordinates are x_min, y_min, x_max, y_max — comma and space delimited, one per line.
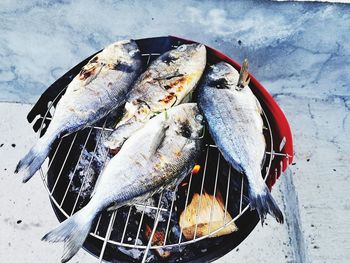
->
26, 36, 293, 262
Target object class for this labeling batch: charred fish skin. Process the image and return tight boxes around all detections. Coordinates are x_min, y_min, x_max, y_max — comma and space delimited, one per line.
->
104, 43, 206, 150
42, 103, 204, 262
197, 61, 283, 224
15, 40, 143, 183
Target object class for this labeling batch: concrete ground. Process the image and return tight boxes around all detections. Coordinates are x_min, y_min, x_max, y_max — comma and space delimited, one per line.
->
1, 0, 350, 262
1, 99, 348, 262
0, 103, 93, 263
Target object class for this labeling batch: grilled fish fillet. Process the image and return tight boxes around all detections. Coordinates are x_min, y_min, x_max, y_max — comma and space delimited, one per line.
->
15, 40, 142, 182
197, 61, 283, 224
42, 103, 204, 262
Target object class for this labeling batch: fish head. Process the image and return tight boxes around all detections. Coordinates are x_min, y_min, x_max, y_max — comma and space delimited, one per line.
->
168, 43, 206, 62
166, 44, 206, 74
169, 103, 204, 140
101, 40, 141, 72
76, 40, 142, 85
119, 40, 142, 59
205, 62, 239, 89
157, 44, 206, 76
107, 39, 141, 58
151, 44, 206, 106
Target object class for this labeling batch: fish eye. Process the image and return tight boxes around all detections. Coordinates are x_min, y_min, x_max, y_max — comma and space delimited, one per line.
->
178, 45, 187, 52
195, 114, 203, 122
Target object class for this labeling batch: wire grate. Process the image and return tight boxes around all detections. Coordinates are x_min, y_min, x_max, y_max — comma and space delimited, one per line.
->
36, 51, 291, 262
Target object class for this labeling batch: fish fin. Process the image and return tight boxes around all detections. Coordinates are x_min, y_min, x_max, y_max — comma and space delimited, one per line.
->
249, 185, 284, 225
237, 58, 250, 89
15, 132, 58, 183
42, 205, 95, 263
147, 121, 169, 158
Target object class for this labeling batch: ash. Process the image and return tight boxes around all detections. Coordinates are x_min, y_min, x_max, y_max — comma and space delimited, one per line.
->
68, 131, 110, 201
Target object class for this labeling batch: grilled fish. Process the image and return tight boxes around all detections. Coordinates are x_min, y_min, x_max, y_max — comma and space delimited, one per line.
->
15, 40, 143, 182
42, 103, 204, 262
104, 43, 206, 150
197, 61, 283, 224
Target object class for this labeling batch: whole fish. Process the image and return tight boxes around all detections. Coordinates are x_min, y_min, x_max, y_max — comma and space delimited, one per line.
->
104, 43, 206, 150
197, 61, 283, 224
15, 40, 143, 182
42, 103, 204, 262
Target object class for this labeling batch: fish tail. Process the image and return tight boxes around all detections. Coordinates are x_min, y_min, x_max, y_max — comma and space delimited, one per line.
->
15, 131, 58, 183
103, 127, 126, 150
42, 205, 96, 263
249, 184, 284, 225
104, 120, 142, 151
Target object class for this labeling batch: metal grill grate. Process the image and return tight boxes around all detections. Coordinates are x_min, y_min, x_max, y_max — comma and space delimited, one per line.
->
35, 50, 291, 263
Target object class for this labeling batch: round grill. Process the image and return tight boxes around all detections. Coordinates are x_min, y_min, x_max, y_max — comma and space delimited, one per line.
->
27, 36, 293, 263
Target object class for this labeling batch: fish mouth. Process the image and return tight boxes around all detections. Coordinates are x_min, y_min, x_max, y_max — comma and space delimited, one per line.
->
187, 43, 205, 53
178, 43, 205, 53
